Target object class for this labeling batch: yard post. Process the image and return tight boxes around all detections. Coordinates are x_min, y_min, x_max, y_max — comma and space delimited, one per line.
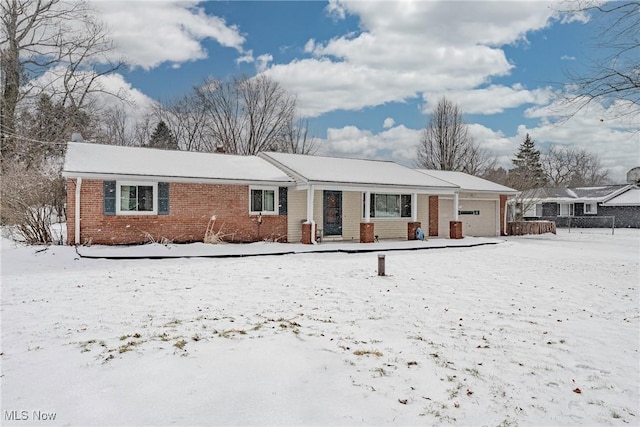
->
378, 254, 385, 276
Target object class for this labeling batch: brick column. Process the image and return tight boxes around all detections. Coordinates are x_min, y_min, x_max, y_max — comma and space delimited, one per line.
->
428, 196, 439, 236
301, 222, 312, 244
360, 222, 374, 243
449, 221, 462, 239
499, 195, 507, 236
408, 221, 421, 240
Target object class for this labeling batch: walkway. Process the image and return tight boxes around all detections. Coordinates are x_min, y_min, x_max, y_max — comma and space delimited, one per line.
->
76, 237, 504, 259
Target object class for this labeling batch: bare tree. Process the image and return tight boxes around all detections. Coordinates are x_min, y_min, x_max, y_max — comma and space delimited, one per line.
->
1, 161, 65, 244
542, 145, 610, 186
276, 117, 318, 154
1, 0, 125, 161
100, 106, 129, 146
560, 1, 639, 122
417, 97, 492, 175
195, 75, 296, 155
154, 93, 212, 152
481, 166, 509, 186
14, 93, 99, 165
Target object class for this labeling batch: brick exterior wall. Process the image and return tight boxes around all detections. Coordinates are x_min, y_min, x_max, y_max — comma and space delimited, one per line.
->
66, 179, 287, 245
428, 196, 439, 236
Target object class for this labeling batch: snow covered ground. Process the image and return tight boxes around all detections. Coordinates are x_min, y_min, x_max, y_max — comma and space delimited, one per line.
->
1, 229, 638, 426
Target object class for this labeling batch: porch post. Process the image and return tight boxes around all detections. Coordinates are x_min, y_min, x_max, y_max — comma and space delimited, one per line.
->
360, 190, 374, 243
302, 185, 316, 244
364, 191, 371, 222
453, 192, 459, 221
306, 185, 314, 223
411, 192, 418, 222
449, 192, 462, 239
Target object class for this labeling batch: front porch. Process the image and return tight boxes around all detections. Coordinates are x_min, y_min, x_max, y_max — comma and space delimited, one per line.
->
287, 188, 463, 244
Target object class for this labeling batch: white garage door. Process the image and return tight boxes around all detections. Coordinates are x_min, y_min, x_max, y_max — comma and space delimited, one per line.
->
458, 200, 497, 237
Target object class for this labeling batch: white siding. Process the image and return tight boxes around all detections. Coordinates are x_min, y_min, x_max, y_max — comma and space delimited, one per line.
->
287, 190, 308, 243
341, 191, 361, 240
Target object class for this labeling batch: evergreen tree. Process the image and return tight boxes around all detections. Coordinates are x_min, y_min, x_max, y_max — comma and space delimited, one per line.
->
148, 121, 178, 150
507, 134, 546, 191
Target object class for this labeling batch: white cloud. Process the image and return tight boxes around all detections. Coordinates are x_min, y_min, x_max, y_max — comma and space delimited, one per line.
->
318, 125, 422, 166
518, 99, 640, 183
236, 50, 255, 64
383, 117, 395, 129
263, 0, 566, 117
304, 39, 316, 53
93, 73, 156, 117
256, 54, 274, 73
561, 55, 576, 61
422, 85, 555, 115
325, 0, 347, 21
92, 1, 246, 70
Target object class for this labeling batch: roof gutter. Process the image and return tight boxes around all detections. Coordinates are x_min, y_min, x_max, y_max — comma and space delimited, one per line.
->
61, 171, 294, 188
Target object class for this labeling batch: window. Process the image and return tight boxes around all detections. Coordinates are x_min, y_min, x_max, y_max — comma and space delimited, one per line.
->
523, 203, 543, 217
559, 203, 574, 216
116, 182, 158, 215
364, 193, 412, 218
250, 188, 276, 214
584, 202, 597, 214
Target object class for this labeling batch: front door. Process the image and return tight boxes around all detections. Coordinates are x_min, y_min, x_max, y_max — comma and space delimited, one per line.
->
323, 190, 342, 236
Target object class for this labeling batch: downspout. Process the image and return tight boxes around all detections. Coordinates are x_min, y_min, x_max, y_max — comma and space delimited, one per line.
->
75, 177, 82, 245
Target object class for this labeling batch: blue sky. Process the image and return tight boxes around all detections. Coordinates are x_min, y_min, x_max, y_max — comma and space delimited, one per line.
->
90, 1, 638, 182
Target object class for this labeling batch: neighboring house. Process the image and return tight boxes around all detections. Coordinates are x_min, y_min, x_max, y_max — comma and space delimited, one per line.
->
600, 186, 640, 228
517, 184, 640, 228
62, 142, 517, 245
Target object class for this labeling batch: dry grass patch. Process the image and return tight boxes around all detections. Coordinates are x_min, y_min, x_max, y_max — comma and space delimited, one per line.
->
353, 349, 383, 357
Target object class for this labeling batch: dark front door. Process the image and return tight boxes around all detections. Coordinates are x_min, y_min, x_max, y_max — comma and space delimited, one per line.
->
323, 190, 342, 236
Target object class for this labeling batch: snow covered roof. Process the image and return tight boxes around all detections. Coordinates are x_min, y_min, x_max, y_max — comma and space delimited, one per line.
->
416, 170, 517, 194
260, 152, 458, 192
62, 142, 293, 185
601, 186, 640, 206
521, 185, 630, 203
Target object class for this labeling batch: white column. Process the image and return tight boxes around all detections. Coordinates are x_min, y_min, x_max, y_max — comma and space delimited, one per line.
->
306, 185, 316, 243
364, 191, 371, 222
411, 192, 418, 222
306, 185, 314, 223
453, 192, 459, 221
75, 177, 82, 245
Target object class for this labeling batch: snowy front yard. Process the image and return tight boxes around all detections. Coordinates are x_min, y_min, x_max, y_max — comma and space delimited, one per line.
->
1, 230, 638, 426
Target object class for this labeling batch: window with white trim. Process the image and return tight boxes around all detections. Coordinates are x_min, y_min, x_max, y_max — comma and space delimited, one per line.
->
584, 202, 597, 214
116, 182, 158, 214
559, 203, 574, 216
250, 188, 277, 214
363, 193, 412, 218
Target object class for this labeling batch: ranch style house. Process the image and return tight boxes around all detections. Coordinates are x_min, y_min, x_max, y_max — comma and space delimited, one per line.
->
62, 142, 517, 245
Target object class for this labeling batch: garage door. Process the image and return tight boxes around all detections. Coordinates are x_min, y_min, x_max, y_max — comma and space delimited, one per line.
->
458, 200, 497, 237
